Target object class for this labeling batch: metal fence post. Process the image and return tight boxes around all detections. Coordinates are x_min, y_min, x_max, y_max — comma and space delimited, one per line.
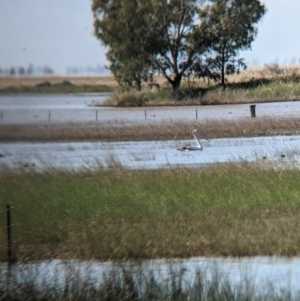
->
6, 204, 12, 266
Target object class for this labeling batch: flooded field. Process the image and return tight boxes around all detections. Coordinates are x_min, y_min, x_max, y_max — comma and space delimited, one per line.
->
2, 95, 300, 296
0, 135, 299, 170
1, 94, 300, 124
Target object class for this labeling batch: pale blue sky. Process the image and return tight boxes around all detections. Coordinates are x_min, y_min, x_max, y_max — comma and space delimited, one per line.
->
0, 0, 299, 74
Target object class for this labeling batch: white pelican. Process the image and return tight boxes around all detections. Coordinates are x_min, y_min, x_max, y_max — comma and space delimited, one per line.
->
177, 129, 209, 151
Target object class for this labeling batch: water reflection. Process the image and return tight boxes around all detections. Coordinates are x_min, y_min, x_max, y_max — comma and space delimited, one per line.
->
0, 93, 111, 109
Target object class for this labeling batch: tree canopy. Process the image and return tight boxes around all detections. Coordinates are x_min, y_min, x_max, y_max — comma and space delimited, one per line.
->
92, 0, 155, 90
198, 0, 267, 87
145, 0, 207, 91
92, 0, 266, 91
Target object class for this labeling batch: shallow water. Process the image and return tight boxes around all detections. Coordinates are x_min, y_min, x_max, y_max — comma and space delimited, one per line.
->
0, 135, 300, 170
0, 94, 300, 124
0, 93, 111, 108
1, 256, 300, 295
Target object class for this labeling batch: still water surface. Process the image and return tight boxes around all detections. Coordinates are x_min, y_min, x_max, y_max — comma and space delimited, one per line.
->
0, 93, 111, 108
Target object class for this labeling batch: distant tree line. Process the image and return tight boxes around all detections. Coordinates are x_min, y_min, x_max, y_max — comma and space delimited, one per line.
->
66, 64, 107, 75
0, 64, 108, 76
92, 0, 267, 91
0, 64, 54, 76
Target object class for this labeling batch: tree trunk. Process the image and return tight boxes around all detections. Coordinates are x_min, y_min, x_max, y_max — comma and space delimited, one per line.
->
221, 45, 226, 89
171, 74, 182, 91
170, 74, 183, 100
134, 77, 142, 91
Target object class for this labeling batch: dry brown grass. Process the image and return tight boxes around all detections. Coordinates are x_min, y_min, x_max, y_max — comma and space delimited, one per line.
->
168, 64, 300, 87
1, 117, 300, 142
228, 64, 300, 82
2, 64, 300, 89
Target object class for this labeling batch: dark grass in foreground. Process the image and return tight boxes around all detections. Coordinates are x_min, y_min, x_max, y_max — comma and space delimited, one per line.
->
1, 264, 297, 301
1, 117, 300, 142
1, 163, 300, 261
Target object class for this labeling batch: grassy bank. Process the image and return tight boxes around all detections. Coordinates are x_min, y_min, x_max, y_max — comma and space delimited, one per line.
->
1, 163, 300, 261
0, 81, 114, 94
2, 65, 300, 104
1, 117, 300, 142
105, 76, 300, 107
0, 76, 115, 93
101, 65, 300, 107
0, 83, 114, 94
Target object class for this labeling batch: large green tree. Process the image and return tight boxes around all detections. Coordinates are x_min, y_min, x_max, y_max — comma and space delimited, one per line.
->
92, 0, 266, 91
198, 0, 266, 87
92, 0, 209, 91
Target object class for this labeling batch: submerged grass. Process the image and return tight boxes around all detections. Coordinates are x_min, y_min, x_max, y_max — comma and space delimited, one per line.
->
1, 163, 300, 261
1, 117, 300, 142
0, 262, 296, 301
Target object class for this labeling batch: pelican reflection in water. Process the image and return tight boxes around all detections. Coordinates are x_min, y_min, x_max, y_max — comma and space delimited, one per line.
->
177, 129, 209, 151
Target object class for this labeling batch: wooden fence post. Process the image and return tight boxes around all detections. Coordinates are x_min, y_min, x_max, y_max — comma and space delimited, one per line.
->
250, 105, 256, 118
48, 110, 51, 123
144, 110, 147, 120
196, 109, 198, 120
0, 110, 3, 122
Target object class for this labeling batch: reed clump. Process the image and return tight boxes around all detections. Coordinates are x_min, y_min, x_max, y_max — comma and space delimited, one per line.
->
1, 163, 300, 261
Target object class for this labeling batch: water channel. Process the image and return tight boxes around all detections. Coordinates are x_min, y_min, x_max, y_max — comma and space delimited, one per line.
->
0, 135, 300, 170
1, 93, 300, 124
